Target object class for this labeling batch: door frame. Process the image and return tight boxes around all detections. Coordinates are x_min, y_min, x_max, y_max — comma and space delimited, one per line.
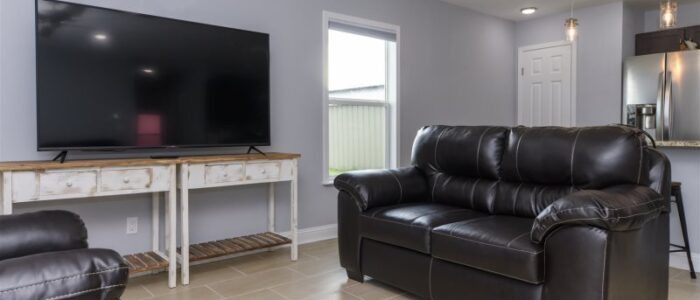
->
517, 40, 577, 126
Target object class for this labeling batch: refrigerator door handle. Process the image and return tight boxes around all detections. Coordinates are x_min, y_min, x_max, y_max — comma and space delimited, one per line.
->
656, 72, 665, 141
663, 71, 673, 140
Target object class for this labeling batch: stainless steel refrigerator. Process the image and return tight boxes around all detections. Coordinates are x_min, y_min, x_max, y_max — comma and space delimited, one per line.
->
623, 50, 700, 141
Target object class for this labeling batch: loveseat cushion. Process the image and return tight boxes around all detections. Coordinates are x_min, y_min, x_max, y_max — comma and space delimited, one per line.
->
0, 248, 128, 299
361, 203, 486, 254
432, 216, 544, 284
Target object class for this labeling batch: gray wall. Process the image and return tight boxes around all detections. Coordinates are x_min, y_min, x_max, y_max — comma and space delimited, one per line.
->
0, 0, 516, 254
643, 1, 700, 33
515, 2, 625, 127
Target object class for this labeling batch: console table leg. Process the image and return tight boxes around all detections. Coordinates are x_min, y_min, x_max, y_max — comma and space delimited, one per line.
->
2, 172, 12, 215
180, 164, 190, 286
291, 160, 298, 261
167, 165, 177, 289
268, 183, 275, 233
152, 193, 160, 253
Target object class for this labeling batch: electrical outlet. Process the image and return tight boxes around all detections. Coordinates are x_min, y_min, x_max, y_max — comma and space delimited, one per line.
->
126, 217, 138, 234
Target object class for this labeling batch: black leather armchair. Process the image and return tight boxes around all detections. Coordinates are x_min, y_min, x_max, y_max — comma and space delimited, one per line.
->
0, 211, 128, 299
335, 126, 671, 300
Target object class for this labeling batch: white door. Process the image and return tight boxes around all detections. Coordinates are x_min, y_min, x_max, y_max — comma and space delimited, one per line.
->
518, 41, 575, 127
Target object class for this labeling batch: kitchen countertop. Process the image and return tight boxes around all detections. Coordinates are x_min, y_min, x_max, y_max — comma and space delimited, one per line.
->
656, 140, 700, 148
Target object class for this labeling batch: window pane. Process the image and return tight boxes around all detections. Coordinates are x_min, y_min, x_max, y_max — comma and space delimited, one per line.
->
328, 104, 386, 176
329, 29, 387, 101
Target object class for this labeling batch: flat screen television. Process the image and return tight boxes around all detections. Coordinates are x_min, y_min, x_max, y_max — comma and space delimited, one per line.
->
36, 0, 270, 151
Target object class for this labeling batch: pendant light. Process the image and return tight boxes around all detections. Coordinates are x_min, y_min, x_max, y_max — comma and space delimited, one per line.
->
660, 0, 678, 29
565, 0, 578, 42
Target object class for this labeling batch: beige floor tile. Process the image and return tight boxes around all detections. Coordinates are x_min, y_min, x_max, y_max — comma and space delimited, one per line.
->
122, 284, 153, 300
669, 280, 700, 300
209, 267, 305, 297
227, 248, 314, 275
271, 269, 359, 299
342, 279, 403, 300
387, 294, 421, 300
188, 263, 246, 287
300, 240, 339, 259
225, 289, 287, 300
304, 291, 362, 300
288, 255, 342, 276
117, 239, 698, 300
150, 286, 222, 300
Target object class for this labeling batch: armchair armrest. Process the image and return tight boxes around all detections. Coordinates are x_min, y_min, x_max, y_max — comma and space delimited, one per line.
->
531, 185, 665, 243
334, 167, 428, 211
0, 211, 88, 260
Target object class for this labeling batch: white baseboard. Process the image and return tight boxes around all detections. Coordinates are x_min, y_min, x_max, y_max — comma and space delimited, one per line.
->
669, 251, 700, 271
280, 223, 338, 245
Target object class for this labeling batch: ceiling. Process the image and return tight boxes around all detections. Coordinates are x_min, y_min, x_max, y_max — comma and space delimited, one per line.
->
440, 0, 674, 21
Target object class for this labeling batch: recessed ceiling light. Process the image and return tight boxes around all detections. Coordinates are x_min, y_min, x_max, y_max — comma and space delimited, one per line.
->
521, 7, 537, 15
142, 68, 155, 74
93, 33, 108, 41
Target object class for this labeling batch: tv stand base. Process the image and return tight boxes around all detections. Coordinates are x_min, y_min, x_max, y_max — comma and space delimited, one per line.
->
52, 151, 68, 164
247, 146, 267, 156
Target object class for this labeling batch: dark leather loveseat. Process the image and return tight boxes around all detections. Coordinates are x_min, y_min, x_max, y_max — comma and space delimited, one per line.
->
0, 211, 128, 299
335, 126, 670, 300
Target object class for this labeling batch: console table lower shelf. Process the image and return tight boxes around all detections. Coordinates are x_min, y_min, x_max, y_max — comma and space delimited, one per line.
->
124, 252, 170, 275
176, 232, 291, 262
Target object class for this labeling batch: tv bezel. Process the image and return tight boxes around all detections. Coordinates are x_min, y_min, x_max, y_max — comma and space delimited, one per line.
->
35, 0, 272, 152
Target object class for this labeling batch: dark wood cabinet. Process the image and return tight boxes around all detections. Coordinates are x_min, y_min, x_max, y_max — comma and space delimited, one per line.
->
684, 25, 700, 43
635, 29, 684, 56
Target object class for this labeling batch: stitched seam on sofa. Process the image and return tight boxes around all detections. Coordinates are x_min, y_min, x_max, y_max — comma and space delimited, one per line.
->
469, 179, 481, 209
476, 127, 491, 178
570, 129, 583, 186
432, 254, 542, 285
387, 170, 404, 204
514, 131, 527, 182
334, 180, 367, 210
512, 183, 524, 215
446, 215, 497, 236
506, 232, 530, 248
46, 284, 126, 300
539, 208, 663, 233
0, 266, 127, 294
601, 233, 609, 300
548, 197, 664, 216
409, 208, 471, 226
431, 173, 442, 203
434, 127, 448, 171
370, 206, 393, 218
361, 214, 426, 228
432, 232, 544, 254
636, 133, 644, 185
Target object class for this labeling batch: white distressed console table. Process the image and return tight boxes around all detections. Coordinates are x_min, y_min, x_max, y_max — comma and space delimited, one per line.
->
0, 158, 179, 288
176, 153, 300, 285
0, 153, 301, 288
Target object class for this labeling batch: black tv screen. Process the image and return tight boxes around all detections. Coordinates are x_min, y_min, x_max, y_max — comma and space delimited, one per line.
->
36, 0, 270, 150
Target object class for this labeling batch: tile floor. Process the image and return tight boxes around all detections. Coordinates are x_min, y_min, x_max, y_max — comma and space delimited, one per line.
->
123, 239, 700, 300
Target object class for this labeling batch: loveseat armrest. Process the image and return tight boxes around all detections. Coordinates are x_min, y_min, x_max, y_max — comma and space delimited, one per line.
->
531, 185, 665, 243
0, 211, 88, 261
334, 167, 428, 211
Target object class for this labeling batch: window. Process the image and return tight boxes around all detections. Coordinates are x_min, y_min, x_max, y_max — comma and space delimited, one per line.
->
322, 12, 399, 184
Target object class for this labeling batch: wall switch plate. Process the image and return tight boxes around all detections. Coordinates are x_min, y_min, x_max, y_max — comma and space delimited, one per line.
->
126, 217, 138, 234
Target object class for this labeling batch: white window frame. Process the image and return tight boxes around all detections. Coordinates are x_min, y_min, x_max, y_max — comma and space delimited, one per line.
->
322, 11, 400, 185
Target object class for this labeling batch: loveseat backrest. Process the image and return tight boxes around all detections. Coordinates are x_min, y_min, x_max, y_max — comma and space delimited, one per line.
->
501, 126, 649, 189
410, 125, 650, 217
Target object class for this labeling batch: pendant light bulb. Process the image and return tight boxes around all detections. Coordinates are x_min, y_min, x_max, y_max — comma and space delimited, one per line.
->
565, 18, 578, 42
660, 0, 678, 29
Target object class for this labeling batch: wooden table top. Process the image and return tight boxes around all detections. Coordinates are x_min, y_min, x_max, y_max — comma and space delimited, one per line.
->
0, 153, 301, 172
